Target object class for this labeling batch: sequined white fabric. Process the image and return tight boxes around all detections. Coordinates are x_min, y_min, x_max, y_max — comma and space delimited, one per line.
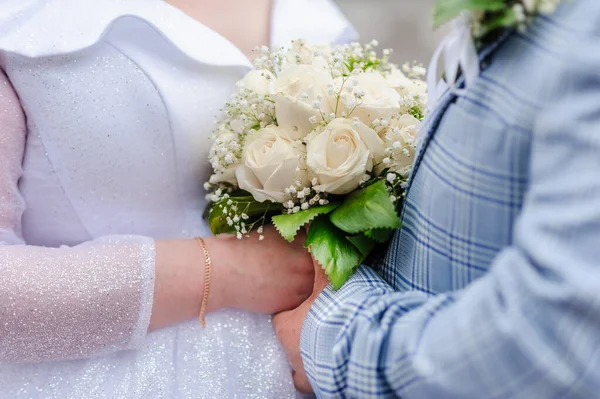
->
0, 0, 356, 398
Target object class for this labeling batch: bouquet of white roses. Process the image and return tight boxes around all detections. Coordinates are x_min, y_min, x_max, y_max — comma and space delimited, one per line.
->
205, 40, 427, 289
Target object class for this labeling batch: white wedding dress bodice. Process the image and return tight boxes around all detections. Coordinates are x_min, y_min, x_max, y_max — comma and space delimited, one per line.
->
0, 1, 355, 397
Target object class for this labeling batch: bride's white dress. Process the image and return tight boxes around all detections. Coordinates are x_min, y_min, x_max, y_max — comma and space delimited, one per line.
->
0, 0, 355, 397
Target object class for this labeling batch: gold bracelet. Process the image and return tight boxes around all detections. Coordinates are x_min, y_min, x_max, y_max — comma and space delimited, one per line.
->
194, 237, 212, 328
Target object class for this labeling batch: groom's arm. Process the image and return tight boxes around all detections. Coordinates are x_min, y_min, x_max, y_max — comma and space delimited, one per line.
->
301, 39, 600, 399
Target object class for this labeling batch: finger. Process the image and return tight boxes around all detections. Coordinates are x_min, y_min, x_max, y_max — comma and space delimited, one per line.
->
272, 311, 290, 333
273, 312, 300, 356
288, 349, 304, 372
293, 369, 314, 394
311, 258, 330, 293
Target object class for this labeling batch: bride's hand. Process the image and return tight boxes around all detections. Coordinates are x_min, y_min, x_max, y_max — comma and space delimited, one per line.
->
205, 225, 314, 314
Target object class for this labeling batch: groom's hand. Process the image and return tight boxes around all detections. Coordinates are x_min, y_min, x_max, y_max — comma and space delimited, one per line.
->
273, 259, 330, 393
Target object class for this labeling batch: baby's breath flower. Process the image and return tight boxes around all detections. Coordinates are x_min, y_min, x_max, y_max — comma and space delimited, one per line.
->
513, 4, 526, 23
412, 66, 426, 77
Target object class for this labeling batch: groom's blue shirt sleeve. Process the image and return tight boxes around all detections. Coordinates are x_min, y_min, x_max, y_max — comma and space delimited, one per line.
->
300, 26, 600, 399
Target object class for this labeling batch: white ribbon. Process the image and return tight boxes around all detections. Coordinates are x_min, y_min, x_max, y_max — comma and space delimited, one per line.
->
427, 12, 481, 111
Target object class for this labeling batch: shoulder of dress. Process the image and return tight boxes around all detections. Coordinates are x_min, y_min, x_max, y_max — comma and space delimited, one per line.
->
0, 0, 119, 57
0, 0, 252, 69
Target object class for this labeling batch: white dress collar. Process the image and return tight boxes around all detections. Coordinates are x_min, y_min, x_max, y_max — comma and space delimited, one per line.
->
0, 0, 356, 67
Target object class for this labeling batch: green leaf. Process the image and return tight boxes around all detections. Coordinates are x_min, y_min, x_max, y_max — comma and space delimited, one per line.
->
208, 196, 275, 235
330, 180, 401, 235
433, 0, 505, 28
271, 203, 339, 242
409, 105, 425, 121
306, 216, 365, 290
481, 8, 518, 35
365, 228, 395, 243
347, 234, 376, 258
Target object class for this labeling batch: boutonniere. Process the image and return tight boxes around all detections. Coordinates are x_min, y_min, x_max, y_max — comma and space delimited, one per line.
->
427, 0, 562, 110
434, 0, 562, 44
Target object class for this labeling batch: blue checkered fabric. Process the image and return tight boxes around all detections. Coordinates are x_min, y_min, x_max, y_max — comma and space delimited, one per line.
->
300, 1, 600, 398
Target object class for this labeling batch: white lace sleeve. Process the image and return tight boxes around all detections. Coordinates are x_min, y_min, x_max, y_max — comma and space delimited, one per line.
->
0, 70, 156, 364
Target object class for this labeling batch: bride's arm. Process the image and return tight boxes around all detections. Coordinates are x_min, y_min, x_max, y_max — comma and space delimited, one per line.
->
0, 70, 314, 364
0, 69, 192, 363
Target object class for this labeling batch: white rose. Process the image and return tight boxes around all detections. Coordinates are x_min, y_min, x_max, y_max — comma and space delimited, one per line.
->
237, 70, 276, 96
236, 125, 308, 203
274, 63, 335, 140
377, 114, 420, 175
307, 118, 385, 195
386, 67, 428, 98
338, 72, 401, 126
